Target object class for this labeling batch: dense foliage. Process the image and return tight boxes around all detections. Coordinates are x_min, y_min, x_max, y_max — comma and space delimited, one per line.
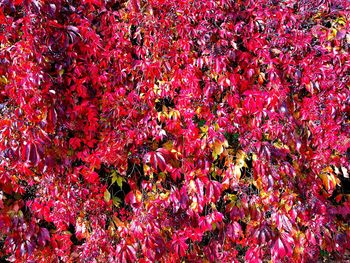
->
0, 0, 349, 262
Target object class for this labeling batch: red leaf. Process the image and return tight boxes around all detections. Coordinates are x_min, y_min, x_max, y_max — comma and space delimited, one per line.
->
245, 246, 263, 263
125, 190, 142, 208
171, 235, 188, 257
272, 233, 293, 260
226, 221, 243, 241
81, 169, 99, 184
143, 148, 171, 171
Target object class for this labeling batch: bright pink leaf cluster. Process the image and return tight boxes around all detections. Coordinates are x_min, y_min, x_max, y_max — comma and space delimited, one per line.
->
0, 0, 349, 262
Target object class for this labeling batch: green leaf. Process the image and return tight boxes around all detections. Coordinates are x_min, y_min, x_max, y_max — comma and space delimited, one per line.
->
116, 176, 124, 188
111, 171, 125, 188
197, 119, 206, 127
111, 171, 118, 185
112, 197, 121, 207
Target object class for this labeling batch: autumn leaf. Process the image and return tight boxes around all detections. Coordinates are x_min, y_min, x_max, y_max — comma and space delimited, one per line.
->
212, 139, 228, 159
104, 189, 111, 202
1, 0, 349, 261
319, 166, 340, 193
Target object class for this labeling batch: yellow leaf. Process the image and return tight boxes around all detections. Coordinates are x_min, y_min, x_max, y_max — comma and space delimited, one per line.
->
214, 122, 220, 131
252, 153, 257, 162
212, 140, 224, 159
254, 177, 263, 190
273, 139, 289, 150
135, 190, 142, 203
200, 125, 208, 133
236, 150, 247, 168
111, 215, 125, 228
160, 192, 169, 200
153, 84, 161, 95
143, 164, 152, 175
0, 76, 8, 85
233, 165, 242, 179
284, 203, 293, 212
169, 109, 180, 120
327, 28, 337, 40
190, 198, 198, 211
259, 190, 269, 199
335, 17, 346, 26
319, 167, 340, 192
163, 141, 173, 150
226, 194, 237, 202
158, 172, 166, 180
104, 189, 111, 202
189, 180, 196, 193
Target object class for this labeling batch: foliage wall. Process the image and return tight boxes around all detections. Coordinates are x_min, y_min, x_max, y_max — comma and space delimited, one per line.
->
0, 0, 349, 262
